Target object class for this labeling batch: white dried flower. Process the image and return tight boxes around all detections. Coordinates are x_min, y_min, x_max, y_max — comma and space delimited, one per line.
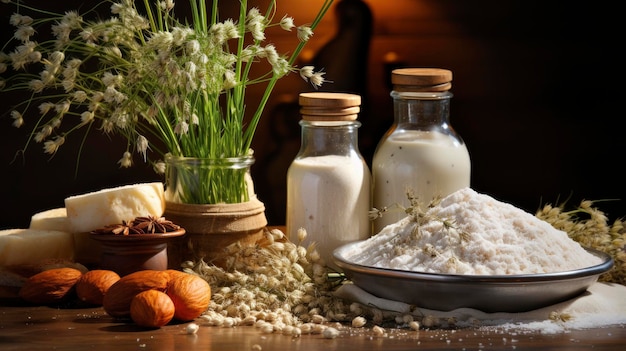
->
54, 100, 71, 115
222, 317, 236, 328
49, 51, 65, 65
160, 0, 175, 11
270, 228, 285, 241
309, 249, 321, 263
10, 14, 33, 26
309, 71, 328, 89
296, 26, 313, 41
279, 15, 295, 31
14, 26, 34, 42
409, 321, 420, 331
241, 315, 256, 326
268, 242, 285, 253
136, 135, 149, 161
9, 41, 36, 70
153, 160, 166, 174
299, 323, 313, 334
43, 136, 65, 155
34, 125, 52, 142
296, 227, 308, 242
72, 90, 87, 102
260, 323, 274, 334
38, 102, 54, 115
311, 314, 326, 324
51, 22, 71, 43
311, 324, 327, 334
272, 322, 286, 334
322, 327, 339, 339
117, 151, 132, 168
372, 325, 385, 337
185, 323, 199, 334
281, 325, 294, 336
174, 120, 189, 135
246, 8, 266, 41
10, 110, 24, 127
351, 316, 366, 328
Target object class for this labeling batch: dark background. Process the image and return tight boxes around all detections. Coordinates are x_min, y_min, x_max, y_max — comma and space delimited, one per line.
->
1, 0, 624, 229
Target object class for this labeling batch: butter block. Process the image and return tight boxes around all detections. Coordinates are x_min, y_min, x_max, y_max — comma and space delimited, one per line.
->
29, 207, 101, 266
0, 229, 75, 266
65, 182, 166, 233
29, 207, 71, 232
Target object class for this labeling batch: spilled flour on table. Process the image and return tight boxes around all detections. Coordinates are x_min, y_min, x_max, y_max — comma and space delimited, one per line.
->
336, 282, 626, 334
346, 187, 602, 274
431, 282, 626, 333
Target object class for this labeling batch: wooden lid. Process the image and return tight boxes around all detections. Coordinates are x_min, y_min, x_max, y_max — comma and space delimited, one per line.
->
299, 92, 361, 121
392, 68, 452, 92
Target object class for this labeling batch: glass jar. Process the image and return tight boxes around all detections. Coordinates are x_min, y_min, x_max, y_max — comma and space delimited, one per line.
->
164, 155, 255, 204
372, 68, 471, 233
163, 155, 267, 268
286, 92, 371, 269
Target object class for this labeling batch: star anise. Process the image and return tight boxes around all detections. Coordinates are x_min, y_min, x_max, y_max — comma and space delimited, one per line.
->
130, 215, 181, 234
91, 220, 143, 235
91, 216, 181, 235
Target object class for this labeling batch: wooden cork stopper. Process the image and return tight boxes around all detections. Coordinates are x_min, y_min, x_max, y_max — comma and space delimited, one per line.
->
299, 92, 361, 121
392, 68, 452, 92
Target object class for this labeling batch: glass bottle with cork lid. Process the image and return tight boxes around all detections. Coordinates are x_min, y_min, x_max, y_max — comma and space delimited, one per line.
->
286, 92, 371, 269
372, 68, 471, 233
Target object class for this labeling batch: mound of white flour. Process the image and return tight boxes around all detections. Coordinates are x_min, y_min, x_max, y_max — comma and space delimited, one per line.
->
348, 187, 603, 274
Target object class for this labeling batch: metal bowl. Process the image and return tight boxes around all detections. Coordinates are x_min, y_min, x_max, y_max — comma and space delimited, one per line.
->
333, 242, 613, 313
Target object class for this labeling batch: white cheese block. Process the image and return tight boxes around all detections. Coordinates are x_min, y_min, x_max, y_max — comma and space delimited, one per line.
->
64, 182, 166, 233
29, 207, 101, 266
0, 229, 75, 266
29, 207, 71, 232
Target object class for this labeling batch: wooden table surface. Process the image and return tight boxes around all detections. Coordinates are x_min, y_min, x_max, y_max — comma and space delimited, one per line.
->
1, 300, 625, 350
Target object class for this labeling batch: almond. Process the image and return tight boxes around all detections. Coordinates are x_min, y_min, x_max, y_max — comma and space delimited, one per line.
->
102, 270, 169, 318
165, 269, 188, 281
130, 290, 175, 328
18, 267, 83, 305
166, 272, 211, 321
75, 270, 121, 306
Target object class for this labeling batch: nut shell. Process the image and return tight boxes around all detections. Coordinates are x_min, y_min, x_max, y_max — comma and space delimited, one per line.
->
103, 270, 169, 318
75, 270, 121, 305
130, 289, 175, 328
18, 267, 83, 304
166, 272, 211, 321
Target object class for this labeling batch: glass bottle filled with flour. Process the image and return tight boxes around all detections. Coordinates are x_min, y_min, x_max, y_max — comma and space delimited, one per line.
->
286, 92, 371, 269
372, 68, 471, 233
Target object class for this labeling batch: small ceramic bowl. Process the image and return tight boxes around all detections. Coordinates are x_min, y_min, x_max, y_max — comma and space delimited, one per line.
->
90, 229, 186, 276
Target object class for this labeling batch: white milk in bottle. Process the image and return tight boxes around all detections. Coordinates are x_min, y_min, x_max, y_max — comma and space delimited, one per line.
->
372, 68, 471, 233
286, 93, 371, 269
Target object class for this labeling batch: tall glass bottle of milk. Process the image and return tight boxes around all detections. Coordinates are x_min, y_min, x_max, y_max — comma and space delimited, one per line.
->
372, 68, 471, 233
286, 92, 371, 269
